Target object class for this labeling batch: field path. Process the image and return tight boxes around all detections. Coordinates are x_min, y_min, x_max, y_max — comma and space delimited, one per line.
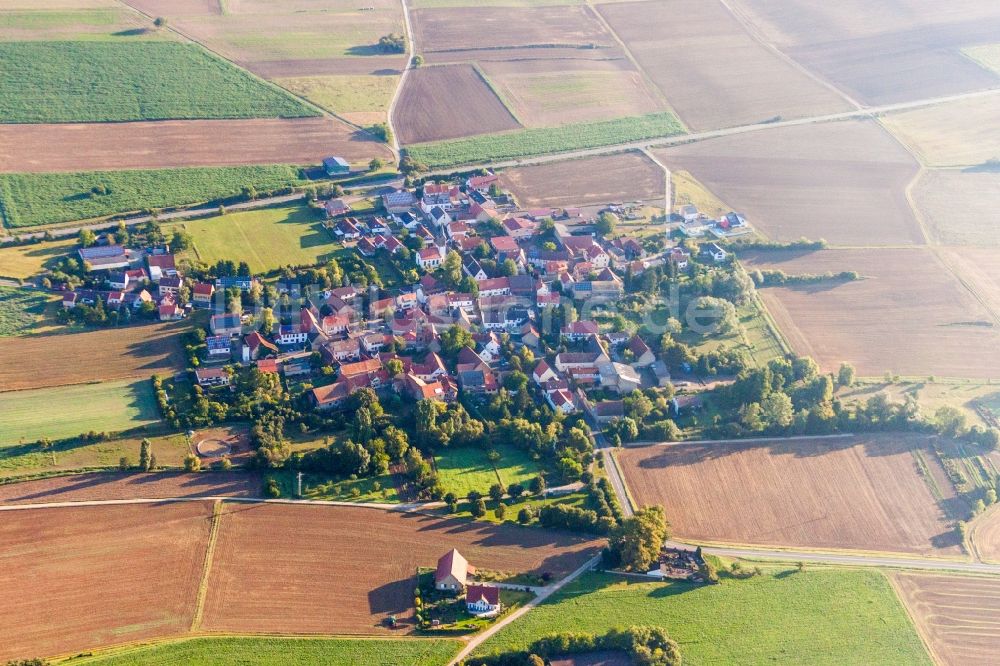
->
386, 0, 415, 157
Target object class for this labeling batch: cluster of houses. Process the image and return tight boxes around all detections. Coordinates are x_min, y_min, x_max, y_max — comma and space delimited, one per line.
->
64, 244, 212, 322
433, 549, 502, 617
675, 204, 752, 240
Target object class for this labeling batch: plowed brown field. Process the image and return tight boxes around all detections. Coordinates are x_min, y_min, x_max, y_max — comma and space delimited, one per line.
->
0, 118, 391, 173
741, 248, 1000, 380
891, 572, 1000, 665
618, 435, 962, 555
0, 321, 186, 392
500, 152, 664, 208
0, 502, 213, 662
971, 505, 1000, 563
200, 503, 603, 634
0, 472, 262, 504
654, 119, 923, 246
394, 64, 520, 144
597, 0, 851, 131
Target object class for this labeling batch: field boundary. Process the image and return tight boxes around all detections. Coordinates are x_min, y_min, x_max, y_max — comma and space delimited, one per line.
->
190, 499, 224, 632
471, 63, 523, 126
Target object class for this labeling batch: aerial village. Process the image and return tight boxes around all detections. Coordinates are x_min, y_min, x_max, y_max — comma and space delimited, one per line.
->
59, 168, 754, 425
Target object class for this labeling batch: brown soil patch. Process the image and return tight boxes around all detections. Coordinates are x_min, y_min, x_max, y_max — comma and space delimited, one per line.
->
891, 572, 1000, 665
742, 248, 1000, 380
0, 321, 186, 392
479, 58, 665, 127
201, 503, 603, 634
618, 434, 962, 555
0, 471, 263, 504
732, 0, 1000, 105
597, 0, 851, 131
412, 6, 614, 54
0, 502, 213, 662
654, 119, 923, 245
501, 152, 664, 208
196, 439, 231, 457
394, 64, 520, 144
0, 118, 391, 173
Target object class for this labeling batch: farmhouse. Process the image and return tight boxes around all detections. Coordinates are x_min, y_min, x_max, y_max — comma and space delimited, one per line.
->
435, 549, 472, 593
465, 584, 501, 616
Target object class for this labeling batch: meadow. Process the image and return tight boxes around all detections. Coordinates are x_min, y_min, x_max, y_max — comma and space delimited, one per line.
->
0, 41, 315, 123
73, 637, 461, 666
0, 379, 160, 448
0, 286, 52, 335
170, 203, 339, 273
0, 164, 306, 228
434, 444, 542, 496
406, 113, 684, 168
0, 237, 78, 278
275, 74, 399, 125
474, 570, 932, 665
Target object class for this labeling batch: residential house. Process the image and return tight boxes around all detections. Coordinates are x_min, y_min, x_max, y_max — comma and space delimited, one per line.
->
324, 337, 362, 363
383, 189, 417, 213
158, 301, 184, 321
426, 205, 451, 228
701, 242, 728, 263
446, 221, 471, 239
598, 362, 642, 394
555, 350, 609, 373
546, 388, 577, 414
206, 335, 231, 358
533, 360, 558, 385
563, 321, 600, 341
579, 393, 626, 424
243, 331, 278, 360
275, 324, 308, 346
325, 198, 351, 218
448, 292, 475, 312
191, 282, 215, 307
477, 277, 510, 297
680, 204, 700, 222
158, 276, 182, 297
627, 335, 656, 368
422, 183, 459, 211
146, 254, 177, 282
356, 237, 378, 257
107, 271, 130, 290
489, 235, 523, 263
416, 245, 445, 270
463, 256, 488, 281
333, 217, 361, 240
668, 247, 690, 270
502, 216, 535, 239
465, 584, 501, 616
434, 549, 471, 593
194, 367, 230, 387
466, 173, 499, 193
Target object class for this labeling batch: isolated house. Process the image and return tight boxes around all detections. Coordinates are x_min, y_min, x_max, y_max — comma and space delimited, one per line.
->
435, 549, 472, 592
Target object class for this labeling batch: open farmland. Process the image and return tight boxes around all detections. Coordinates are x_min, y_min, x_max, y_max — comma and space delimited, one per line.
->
201, 503, 603, 634
911, 171, 1000, 246
0, 41, 315, 123
0, 472, 263, 504
0, 379, 159, 447
617, 434, 962, 555
0, 286, 53, 335
500, 152, 664, 208
730, 0, 1000, 105
475, 570, 931, 665
937, 247, 1000, 321
597, 0, 852, 131
880, 95, 1000, 167
0, 164, 306, 228
654, 119, 923, 245
167, 203, 338, 274
407, 113, 683, 168
394, 65, 521, 144
0, 321, 186, 391
891, 572, 1000, 665
411, 5, 613, 54
972, 506, 1000, 562
0, 118, 391, 174
741, 248, 1000, 379
479, 58, 665, 128
0, 5, 150, 40
74, 637, 461, 666
272, 75, 399, 126
0, 502, 213, 662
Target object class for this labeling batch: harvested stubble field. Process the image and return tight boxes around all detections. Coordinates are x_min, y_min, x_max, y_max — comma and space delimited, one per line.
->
0, 471, 263, 504
0, 502, 213, 662
741, 248, 1000, 380
912, 170, 1000, 246
394, 64, 521, 144
200, 503, 604, 634
0, 41, 315, 123
500, 152, 664, 208
0, 118, 391, 174
880, 95, 1000, 168
891, 572, 1000, 665
0, 321, 186, 391
0, 164, 306, 228
617, 434, 963, 556
937, 247, 1000, 321
596, 0, 851, 132
731, 0, 1000, 105
654, 119, 923, 246
273, 74, 399, 125
478, 58, 665, 128
411, 5, 613, 54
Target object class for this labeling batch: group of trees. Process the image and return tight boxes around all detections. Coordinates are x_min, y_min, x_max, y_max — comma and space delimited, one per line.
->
472, 626, 681, 666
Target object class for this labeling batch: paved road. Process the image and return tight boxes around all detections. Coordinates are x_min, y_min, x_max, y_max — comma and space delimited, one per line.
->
448, 553, 602, 666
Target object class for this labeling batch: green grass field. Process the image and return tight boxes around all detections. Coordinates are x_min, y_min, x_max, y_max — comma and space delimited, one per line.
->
0, 165, 306, 228
275, 470, 401, 503
474, 570, 931, 665
0, 379, 160, 448
406, 113, 684, 168
0, 237, 79, 278
0, 41, 315, 123
0, 286, 52, 336
71, 636, 461, 666
435, 444, 542, 496
171, 203, 339, 273
276, 75, 399, 116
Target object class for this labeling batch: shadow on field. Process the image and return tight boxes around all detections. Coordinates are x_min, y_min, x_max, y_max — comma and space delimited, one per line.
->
368, 577, 415, 618
0, 471, 262, 503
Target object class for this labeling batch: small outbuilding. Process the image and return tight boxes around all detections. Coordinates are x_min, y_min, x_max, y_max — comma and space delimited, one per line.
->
323, 156, 351, 176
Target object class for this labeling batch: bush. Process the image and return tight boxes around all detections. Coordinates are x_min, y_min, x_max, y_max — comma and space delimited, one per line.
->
264, 477, 281, 498
183, 453, 201, 472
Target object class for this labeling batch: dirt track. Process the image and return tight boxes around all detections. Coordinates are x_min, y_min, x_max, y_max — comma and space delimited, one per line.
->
0, 118, 391, 173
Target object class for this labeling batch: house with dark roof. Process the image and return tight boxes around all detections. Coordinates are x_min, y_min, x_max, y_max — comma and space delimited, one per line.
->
466, 584, 501, 616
